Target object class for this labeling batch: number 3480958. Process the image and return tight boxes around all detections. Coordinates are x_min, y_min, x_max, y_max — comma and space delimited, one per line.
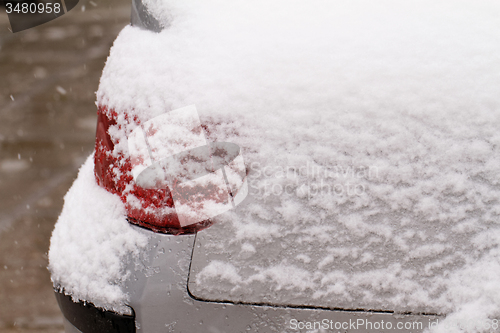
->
5, 2, 62, 14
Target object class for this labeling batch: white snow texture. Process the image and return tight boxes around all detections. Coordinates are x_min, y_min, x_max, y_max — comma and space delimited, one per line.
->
52, 0, 500, 330
48, 156, 148, 314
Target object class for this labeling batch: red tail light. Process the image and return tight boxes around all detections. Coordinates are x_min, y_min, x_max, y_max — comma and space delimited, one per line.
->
94, 106, 213, 235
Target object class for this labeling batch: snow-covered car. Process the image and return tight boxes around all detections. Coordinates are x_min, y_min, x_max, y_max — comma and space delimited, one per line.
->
49, 0, 500, 332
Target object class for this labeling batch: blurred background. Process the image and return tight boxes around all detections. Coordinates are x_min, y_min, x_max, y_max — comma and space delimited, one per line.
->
0, 1, 130, 331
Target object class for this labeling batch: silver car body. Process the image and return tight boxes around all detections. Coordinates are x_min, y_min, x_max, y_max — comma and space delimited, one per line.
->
54, 0, 500, 332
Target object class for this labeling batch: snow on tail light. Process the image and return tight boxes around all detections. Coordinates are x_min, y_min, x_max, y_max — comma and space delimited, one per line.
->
94, 105, 248, 234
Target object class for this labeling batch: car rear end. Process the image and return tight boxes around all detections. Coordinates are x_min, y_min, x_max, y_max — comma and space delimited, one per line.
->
49, 0, 500, 332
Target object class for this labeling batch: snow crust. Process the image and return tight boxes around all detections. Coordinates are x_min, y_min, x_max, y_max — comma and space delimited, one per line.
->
48, 155, 149, 313
94, 0, 500, 329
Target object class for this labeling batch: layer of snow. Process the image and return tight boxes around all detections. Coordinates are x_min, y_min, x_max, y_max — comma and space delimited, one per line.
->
48, 155, 149, 313
95, 0, 499, 330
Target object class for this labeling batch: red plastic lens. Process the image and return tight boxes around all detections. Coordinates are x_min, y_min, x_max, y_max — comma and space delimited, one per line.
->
94, 106, 213, 235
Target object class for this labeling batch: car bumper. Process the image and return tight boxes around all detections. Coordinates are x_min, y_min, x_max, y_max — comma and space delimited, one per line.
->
57, 225, 435, 333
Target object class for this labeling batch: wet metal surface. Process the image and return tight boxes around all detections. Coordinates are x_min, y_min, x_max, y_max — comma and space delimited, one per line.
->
0, 1, 130, 331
